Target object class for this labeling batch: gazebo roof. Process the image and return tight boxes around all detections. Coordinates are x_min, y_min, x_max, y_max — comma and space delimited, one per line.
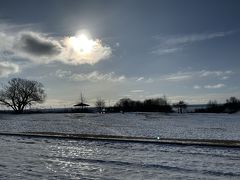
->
74, 102, 90, 107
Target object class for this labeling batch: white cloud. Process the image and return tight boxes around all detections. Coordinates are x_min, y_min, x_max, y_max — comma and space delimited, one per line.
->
69, 71, 125, 82
130, 90, 144, 93
204, 84, 225, 89
193, 85, 201, 89
153, 31, 234, 55
159, 69, 233, 82
0, 32, 14, 50
127, 69, 234, 85
199, 70, 232, 77
55, 69, 72, 78
161, 72, 193, 81
0, 25, 112, 65
200, 70, 222, 77
164, 31, 233, 45
54, 69, 126, 82
62, 35, 112, 65
162, 73, 192, 81
128, 69, 233, 84
133, 77, 154, 83
0, 61, 19, 77
152, 47, 181, 55
221, 76, 229, 80
136, 77, 144, 81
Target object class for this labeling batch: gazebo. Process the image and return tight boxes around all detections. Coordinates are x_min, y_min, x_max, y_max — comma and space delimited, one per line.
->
74, 102, 90, 110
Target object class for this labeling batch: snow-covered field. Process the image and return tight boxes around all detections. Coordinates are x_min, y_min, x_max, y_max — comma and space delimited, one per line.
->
0, 112, 240, 140
0, 135, 240, 179
1, 113, 240, 179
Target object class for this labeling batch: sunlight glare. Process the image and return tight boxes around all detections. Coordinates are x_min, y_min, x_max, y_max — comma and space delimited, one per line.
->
69, 34, 95, 53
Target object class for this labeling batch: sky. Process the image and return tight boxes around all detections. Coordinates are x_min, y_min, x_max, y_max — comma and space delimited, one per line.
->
0, 0, 240, 107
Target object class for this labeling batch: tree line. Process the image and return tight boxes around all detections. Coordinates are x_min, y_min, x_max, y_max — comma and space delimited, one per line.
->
0, 78, 239, 114
195, 97, 240, 113
113, 97, 172, 113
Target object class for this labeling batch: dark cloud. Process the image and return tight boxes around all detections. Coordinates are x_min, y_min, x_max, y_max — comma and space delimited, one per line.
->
18, 32, 61, 56
1, 29, 112, 64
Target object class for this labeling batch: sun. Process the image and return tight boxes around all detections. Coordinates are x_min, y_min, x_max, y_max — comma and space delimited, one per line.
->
69, 34, 95, 53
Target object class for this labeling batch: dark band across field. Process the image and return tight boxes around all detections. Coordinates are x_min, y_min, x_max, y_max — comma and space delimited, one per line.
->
0, 132, 240, 148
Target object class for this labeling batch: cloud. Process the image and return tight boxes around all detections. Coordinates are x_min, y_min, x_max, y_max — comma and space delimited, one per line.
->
128, 69, 234, 86
0, 32, 14, 50
55, 69, 72, 78
130, 90, 144, 93
193, 85, 201, 89
0, 25, 112, 65
55, 69, 126, 82
134, 77, 154, 83
204, 84, 225, 89
69, 71, 125, 82
162, 73, 192, 81
164, 31, 233, 45
221, 76, 229, 80
199, 70, 232, 77
159, 70, 233, 82
153, 31, 235, 55
136, 77, 144, 81
129, 69, 233, 84
16, 32, 62, 57
0, 61, 19, 77
166, 75, 190, 81
152, 47, 182, 55
62, 35, 112, 65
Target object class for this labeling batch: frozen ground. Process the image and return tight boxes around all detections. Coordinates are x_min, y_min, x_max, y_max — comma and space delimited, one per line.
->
0, 113, 240, 179
0, 112, 240, 140
1, 135, 240, 180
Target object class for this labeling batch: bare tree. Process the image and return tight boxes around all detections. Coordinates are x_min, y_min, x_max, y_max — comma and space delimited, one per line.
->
0, 78, 46, 113
173, 101, 187, 113
207, 100, 218, 109
79, 92, 87, 109
80, 92, 86, 104
95, 97, 105, 113
225, 96, 240, 113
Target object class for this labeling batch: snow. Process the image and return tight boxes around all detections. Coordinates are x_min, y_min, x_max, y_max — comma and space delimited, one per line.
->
1, 112, 240, 179
0, 112, 240, 140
